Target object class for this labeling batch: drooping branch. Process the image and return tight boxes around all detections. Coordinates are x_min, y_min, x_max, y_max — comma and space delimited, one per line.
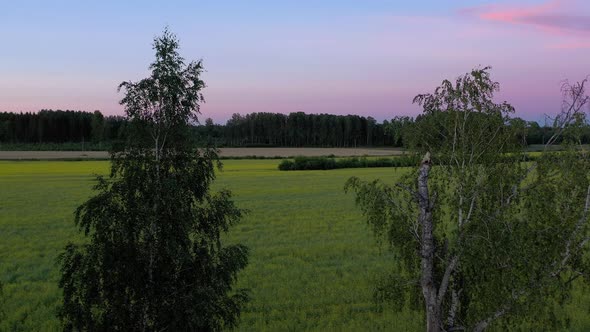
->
473, 307, 508, 332
504, 163, 537, 207
396, 183, 420, 201
474, 184, 590, 331
551, 184, 590, 278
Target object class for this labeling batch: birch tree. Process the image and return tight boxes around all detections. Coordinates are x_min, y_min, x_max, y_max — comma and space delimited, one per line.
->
346, 68, 590, 331
58, 29, 249, 331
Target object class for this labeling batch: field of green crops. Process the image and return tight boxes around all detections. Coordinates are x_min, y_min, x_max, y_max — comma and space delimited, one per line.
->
1, 159, 590, 331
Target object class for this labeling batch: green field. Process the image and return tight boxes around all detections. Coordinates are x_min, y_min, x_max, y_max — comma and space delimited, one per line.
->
1, 160, 590, 331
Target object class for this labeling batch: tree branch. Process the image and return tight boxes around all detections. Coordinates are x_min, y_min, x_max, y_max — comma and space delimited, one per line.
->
552, 184, 590, 277
396, 183, 420, 201
437, 255, 459, 306
473, 306, 508, 332
447, 289, 461, 330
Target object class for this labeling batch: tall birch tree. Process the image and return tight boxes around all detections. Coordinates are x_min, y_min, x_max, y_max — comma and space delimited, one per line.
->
346, 68, 590, 331
58, 29, 249, 331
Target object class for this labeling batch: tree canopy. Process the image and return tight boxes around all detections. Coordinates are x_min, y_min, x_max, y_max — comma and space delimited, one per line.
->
3, 108, 587, 149
58, 29, 249, 331
346, 68, 590, 331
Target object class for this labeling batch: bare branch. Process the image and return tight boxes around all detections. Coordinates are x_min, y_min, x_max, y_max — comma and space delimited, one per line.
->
447, 289, 461, 330
460, 193, 478, 228
504, 163, 537, 207
545, 78, 589, 148
437, 255, 459, 306
396, 183, 419, 201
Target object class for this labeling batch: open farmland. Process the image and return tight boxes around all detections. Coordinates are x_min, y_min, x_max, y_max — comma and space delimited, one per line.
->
0, 160, 414, 331
0, 147, 404, 160
1, 160, 590, 331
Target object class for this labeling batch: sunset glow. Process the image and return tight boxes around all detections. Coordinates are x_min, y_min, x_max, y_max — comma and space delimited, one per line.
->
1, 0, 589, 122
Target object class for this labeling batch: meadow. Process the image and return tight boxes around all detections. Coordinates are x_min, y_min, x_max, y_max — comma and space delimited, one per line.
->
1, 159, 590, 331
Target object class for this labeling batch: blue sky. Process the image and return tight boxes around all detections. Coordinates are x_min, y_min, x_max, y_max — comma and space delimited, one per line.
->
1, 0, 589, 123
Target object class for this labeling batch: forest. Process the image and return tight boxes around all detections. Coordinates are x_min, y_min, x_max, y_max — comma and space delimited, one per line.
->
0, 109, 585, 149
0, 110, 127, 146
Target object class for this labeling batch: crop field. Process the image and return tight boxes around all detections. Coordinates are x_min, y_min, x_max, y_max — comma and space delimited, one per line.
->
1, 160, 590, 331
0, 147, 404, 160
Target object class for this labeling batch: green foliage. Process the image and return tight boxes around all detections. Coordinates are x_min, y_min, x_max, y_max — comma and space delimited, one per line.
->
5, 107, 589, 149
90, 110, 105, 143
217, 112, 396, 147
278, 154, 540, 171
347, 67, 590, 330
0, 110, 128, 145
383, 116, 414, 147
278, 155, 420, 170
57, 29, 248, 331
0, 281, 4, 323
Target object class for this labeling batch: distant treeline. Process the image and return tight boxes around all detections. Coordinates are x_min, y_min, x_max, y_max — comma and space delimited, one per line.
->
1, 110, 589, 149
0, 110, 408, 148
197, 112, 590, 147
0, 110, 127, 148
198, 112, 405, 147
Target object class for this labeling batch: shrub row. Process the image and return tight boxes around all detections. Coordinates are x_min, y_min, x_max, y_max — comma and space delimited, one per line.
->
277, 153, 548, 171
278, 156, 420, 171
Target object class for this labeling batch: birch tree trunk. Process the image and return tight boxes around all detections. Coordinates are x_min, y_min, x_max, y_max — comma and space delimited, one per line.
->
417, 152, 441, 332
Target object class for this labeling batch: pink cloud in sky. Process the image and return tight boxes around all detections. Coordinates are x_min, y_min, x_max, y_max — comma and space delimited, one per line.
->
548, 41, 590, 49
461, 0, 590, 36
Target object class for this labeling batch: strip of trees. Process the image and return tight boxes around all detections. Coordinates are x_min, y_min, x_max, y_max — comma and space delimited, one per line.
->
2, 109, 590, 148
207, 112, 400, 147
0, 110, 127, 145
0, 110, 411, 148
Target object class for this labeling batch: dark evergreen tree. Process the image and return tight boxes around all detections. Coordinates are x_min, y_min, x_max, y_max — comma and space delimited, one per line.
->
58, 29, 248, 331
90, 110, 105, 143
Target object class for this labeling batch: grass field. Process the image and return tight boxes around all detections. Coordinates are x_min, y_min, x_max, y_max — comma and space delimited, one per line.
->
1, 160, 590, 331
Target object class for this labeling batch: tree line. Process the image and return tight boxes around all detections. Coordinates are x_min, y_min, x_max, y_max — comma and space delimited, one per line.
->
4, 109, 587, 148
202, 112, 402, 147
0, 110, 407, 147
0, 110, 127, 145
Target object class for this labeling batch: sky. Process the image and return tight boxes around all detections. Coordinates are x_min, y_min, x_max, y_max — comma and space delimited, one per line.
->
0, 0, 589, 123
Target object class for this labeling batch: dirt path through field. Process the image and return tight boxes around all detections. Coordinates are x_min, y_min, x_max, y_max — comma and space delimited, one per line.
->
0, 148, 404, 160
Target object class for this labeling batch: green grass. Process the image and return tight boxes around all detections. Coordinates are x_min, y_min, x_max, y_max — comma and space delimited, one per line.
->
1, 160, 590, 331
0, 160, 418, 331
